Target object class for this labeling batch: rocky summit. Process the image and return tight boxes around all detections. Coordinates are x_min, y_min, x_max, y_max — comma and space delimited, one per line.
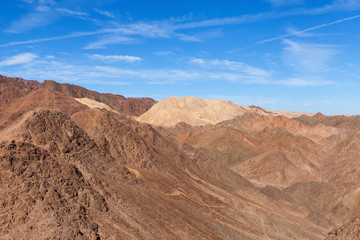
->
1, 75, 360, 240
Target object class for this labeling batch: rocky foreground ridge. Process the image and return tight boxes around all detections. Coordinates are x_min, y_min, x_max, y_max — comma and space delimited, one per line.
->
1, 75, 360, 239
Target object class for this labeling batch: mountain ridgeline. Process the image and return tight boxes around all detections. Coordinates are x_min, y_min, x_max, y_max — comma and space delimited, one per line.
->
1, 75, 359, 240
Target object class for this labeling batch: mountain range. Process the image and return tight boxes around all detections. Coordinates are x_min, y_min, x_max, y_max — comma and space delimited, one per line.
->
1, 75, 359, 239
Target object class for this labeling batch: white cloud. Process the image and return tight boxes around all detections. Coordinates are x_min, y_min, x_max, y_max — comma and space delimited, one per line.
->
57, 8, 89, 17
191, 58, 271, 78
94, 8, 115, 18
22, 0, 35, 3
5, 0, 57, 33
83, 35, 138, 49
275, 78, 335, 86
153, 51, 174, 56
0, 56, 334, 88
265, 0, 304, 7
257, 14, 360, 44
282, 39, 337, 72
5, 9, 55, 33
308, 0, 360, 14
0, 30, 110, 48
0, 53, 38, 67
4, 1, 360, 47
174, 13, 275, 30
176, 33, 202, 42
191, 58, 205, 65
89, 54, 142, 63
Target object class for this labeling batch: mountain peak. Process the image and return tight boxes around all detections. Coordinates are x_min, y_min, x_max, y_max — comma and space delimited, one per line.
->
137, 96, 248, 126
313, 112, 327, 120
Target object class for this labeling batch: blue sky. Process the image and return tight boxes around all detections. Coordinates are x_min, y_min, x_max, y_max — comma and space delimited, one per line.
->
0, 0, 360, 115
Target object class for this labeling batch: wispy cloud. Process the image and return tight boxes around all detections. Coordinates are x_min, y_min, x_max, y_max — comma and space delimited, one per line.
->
282, 39, 337, 72
4, 1, 360, 48
265, 0, 304, 8
176, 33, 202, 42
57, 8, 89, 17
257, 14, 360, 44
174, 13, 276, 30
94, 8, 115, 18
191, 58, 271, 78
307, 0, 360, 14
5, 8, 56, 33
275, 78, 335, 86
5, 0, 58, 33
0, 55, 335, 88
153, 51, 174, 56
0, 29, 112, 48
83, 35, 138, 49
88, 54, 142, 63
0, 53, 38, 67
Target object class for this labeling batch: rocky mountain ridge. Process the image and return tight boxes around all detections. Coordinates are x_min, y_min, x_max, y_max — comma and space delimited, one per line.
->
1, 75, 359, 239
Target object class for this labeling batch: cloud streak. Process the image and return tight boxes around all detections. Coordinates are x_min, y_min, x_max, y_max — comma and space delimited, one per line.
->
0, 55, 335, 87
89, 54, 142, 63
265, 0, 304, 7
94, 8, 115, 18
57, 8, 89, 16
3, 1, 360, 48
275, 78, 334, 86
282, 39, 338, 72
257, 14, 360, 44
0, 53, 38, 67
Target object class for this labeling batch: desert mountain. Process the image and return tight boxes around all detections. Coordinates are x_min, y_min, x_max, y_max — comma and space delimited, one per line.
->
1, 75, 359, 239
39, 79, 156, 116
151, 99, 360, 237
137, 96, 317, 127
137, 96, 252, 126
274, 110, 315, 118
0, 75, 155, 117
0, 105, 326, 239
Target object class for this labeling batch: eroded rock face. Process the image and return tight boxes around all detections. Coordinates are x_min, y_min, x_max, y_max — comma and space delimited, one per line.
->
326, 218, 360, 240
0, 141, 105, 240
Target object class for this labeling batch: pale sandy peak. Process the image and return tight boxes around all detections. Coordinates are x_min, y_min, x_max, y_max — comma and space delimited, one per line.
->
274, 110, 315, 118
137, 96, 250, 126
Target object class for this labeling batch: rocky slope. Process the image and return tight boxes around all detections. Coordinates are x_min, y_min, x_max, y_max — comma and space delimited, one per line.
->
326, 218, 360, 239
151, 101, 360, 238
0, 75, 155, 117
0, 109, 327, 240
39, 79, 155, 116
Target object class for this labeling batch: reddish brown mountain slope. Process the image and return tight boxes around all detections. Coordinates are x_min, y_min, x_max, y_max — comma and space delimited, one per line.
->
157, 110, 360, 234
0, 75, 155, 117
2, 75, 360, 239
40, 80, 155, 116
0, 75, 39, 105
0, 87, 88, 130
0, 109, 329, 239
